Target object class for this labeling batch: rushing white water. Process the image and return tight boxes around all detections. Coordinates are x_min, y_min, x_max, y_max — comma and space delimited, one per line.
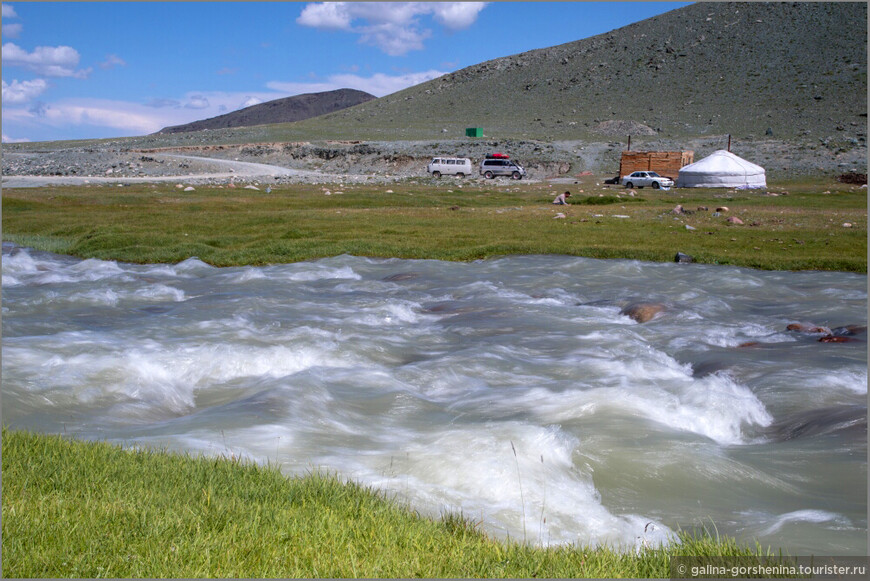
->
2, 242, 866, 554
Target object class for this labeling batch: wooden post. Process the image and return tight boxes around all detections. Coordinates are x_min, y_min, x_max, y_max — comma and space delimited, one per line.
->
627, 135, 631, 151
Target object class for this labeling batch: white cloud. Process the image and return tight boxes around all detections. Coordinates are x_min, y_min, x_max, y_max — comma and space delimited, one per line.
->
28, 100, 48, 117
2, 133, 31, 143
1, 78, 49, 104
100, 54, 126, 70
56, 105, 157, 132
2, 3, 22, 37
2, 42, 91, 78
267, 69, 446, 98
297, 2, 353, 30
144, 98, 182, 109
296, 2, 487, 56
0, 89, 301, 141
2, 100, 164, 135
432, 3, 487, 29
360, 22, 430, 56
184, 95, 210, 109
2, 22, 22, 38
143, 91, 278, 113
0, 71, 444, 142
240, 96, 263, 108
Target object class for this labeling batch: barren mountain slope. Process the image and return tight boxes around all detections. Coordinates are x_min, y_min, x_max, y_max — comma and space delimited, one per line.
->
294, 2, 866, 142
4, 2, 866, 180
156, 89, 376, 134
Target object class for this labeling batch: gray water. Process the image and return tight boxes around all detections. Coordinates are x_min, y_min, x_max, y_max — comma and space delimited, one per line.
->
2, 242, 867, 554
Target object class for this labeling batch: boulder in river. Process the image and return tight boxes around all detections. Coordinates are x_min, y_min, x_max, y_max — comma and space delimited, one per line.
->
832, 325, 867, 336
620, 302, 666, 323
786, 323, 832, 335
818, 335, 860, 343
763, 405, 867, 442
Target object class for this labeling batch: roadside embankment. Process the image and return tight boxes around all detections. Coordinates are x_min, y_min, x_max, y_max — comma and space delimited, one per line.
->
4, 136, 865, 187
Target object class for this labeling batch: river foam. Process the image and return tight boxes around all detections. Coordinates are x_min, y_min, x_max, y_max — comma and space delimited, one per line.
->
2, 243, 866, 553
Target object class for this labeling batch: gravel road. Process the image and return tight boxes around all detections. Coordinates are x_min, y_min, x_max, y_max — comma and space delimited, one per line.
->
1, 154, 343, 188
3, 136, 865, 189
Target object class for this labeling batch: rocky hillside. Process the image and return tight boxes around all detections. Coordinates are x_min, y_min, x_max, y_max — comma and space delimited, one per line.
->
294, 2, 866, 144
156, 89, 376, 134
4, 2, 865, 180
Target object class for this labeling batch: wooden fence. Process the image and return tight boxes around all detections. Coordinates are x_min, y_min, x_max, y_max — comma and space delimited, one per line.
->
619, 151, 694, 179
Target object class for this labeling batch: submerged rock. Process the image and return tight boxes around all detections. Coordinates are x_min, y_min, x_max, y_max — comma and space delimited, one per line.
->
763, 405, 867, 442
620, 302, 666, 323
382, 273, 421, 282
690, 360, 732, 378
832, 325, 867, 336
786, 323, 832, 335
422, 301, 481, 314
818, 335, 860, 343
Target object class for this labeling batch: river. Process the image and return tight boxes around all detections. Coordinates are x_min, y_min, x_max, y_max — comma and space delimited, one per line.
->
2, 242, 866, 554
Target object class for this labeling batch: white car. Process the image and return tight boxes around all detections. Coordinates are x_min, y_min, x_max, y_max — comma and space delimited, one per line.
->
621, 171, 674, 189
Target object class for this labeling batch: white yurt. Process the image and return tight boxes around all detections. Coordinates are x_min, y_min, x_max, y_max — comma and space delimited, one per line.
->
676, 150, 766, 188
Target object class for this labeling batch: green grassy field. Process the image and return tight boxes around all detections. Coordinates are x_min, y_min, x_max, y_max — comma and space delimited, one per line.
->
3, 428, 781, 578
2, 177, 866, 272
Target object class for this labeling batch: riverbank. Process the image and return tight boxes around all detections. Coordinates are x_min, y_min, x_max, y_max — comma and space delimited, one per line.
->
1, 428, 775, 578
2, 177, 866, 272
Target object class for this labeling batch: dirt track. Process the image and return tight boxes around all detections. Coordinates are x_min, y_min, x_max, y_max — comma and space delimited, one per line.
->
3, 135, 866, 189
1, 153, 360, 188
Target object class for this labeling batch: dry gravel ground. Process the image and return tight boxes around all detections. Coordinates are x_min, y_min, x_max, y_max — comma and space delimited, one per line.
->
2, 136, 866, 188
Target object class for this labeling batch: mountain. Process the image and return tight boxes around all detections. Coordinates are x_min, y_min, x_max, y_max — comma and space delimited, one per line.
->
155, 88, 376, 134
291, 2, 866, 143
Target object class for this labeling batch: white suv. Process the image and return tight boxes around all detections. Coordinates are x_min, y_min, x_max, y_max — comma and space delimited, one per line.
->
621, 171, 674, 189
480, 158, 526, 180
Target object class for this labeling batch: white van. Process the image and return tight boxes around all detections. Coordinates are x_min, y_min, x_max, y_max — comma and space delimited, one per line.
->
427, 157, 473, 178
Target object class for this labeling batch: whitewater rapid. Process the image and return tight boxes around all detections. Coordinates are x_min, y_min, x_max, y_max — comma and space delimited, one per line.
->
2, 243, 866, 554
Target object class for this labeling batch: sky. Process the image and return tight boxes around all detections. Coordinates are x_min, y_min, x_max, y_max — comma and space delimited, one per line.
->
1, 1, 690, 143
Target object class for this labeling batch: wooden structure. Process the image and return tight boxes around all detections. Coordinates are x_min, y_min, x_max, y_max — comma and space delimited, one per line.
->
619, 150, 694, 179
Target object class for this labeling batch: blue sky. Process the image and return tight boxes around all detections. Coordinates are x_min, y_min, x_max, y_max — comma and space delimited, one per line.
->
2, 2, 690, 143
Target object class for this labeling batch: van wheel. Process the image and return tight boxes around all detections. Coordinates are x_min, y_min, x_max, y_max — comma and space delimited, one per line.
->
456, 173, 465, 178
625, 181, 633, 189
484, 171, 494, 179
652, 181, 660, 189
511, 171, 522, 180
432, 171, 441, 178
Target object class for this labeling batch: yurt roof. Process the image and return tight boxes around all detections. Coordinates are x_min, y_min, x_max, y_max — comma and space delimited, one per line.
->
678, 150, 765, 175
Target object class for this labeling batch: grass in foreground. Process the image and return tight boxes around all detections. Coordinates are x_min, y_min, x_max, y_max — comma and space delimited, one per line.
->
1, 177, 866, 272
2, 428, 774, 578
